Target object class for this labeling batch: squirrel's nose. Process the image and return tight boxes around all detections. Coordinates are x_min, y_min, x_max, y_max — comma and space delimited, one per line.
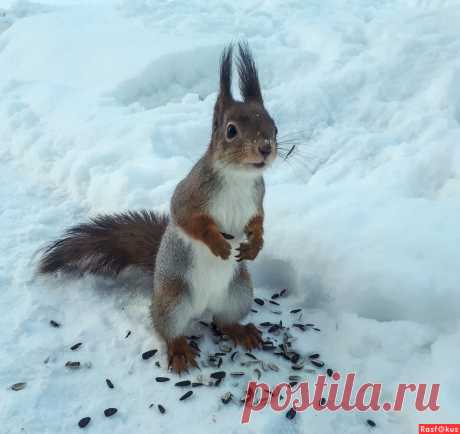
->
258, 144, 272, 158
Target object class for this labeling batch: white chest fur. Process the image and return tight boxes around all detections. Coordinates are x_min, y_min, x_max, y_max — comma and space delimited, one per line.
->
180, 169, 260, 317
209, 169, 258, 238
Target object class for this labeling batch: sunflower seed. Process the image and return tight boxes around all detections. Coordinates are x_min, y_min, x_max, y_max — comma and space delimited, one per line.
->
271, 293, 280, 299
142, 349, 157, 360
268, 325, 280, 334
221, 392, 233, 404
268, 363, 279, 372
210, 371, 226, 380
280, 289, 288, 297
270, 310, 282, 315
291, 364, 304, 370
230, 351, 240, 362
70, 343, 82, 351
155, 361, 161, 368
289, 375, 301, 382
250, 309, 258, 313
290, 353, 300, 364
192, 382, 204, 387
106, 379, 114, 389
158, 404, 166, 414
286, 408, 296, 419
125, 330, 131, 338
269, 300, 280, 306
104, 408, 117, 417
50, 320, 61, 328
11, 382, 26, 391
293, 324, 306, 331
230, 372, 245, 376
179, 391, 193, 401
367, 419, 376, 427
78, 417, 91, 428
65, 361, 80, 369
290, 309, 302, 314
254, 298, 264, 306
311, 360, 324, 368
259, 322, 272, 327
245, 352, 257, 360
327, 368, 333, 377
320, 397, 326, 406
155, 377, 170, 382
175, 380, 191, 387
309, 353, 320, 359
313, 328, 321, 332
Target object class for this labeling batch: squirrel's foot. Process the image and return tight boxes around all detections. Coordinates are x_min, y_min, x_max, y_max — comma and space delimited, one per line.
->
167, 336, 199, 374
219, 323, 262, 350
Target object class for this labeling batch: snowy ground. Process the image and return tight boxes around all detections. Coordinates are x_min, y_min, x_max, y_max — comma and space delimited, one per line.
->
1, 0, 460, 433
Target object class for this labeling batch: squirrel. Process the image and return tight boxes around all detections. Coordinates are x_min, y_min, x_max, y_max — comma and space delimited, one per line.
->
38, 42, 278, 373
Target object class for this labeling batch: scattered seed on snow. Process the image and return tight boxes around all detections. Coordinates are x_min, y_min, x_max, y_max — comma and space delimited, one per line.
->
50, 320, 61, 328
175, 380, 191, 387
155, 377, 170, 382
290, 309, 302, 314
210, 371, 226, 380
10, 382, 26, 391
309, 353, 320, 359
142, 349, 157, 360
65, 361, 80, 369
78, 417, 91, 428
254, 298, 264, 306
125, 330, 131, 338
221, 392, 233, 404
70, 343, 82, 351
104, 408, 117, 417
106, 379, 114, 389
158, 404, 166, 414
327, 368, 333, 377
286, 408, 296, 420
179, 391, 193, 401
367, 419, 376, 427
311, 360, 325, 368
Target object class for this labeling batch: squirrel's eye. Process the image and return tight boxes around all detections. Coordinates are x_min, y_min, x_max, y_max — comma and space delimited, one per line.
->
226, 123, 238, 140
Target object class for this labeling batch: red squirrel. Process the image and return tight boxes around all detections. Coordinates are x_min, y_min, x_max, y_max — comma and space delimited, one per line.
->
39, 42, 278, 373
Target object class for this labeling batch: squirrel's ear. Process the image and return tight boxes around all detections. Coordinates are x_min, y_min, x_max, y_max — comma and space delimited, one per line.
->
213, 44, 234, 133
218, 44, 234, 104
237, 41, 263, 104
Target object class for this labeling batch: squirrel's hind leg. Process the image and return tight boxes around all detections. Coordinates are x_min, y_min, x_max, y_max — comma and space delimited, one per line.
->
150, 278, 199, 374
213, 264, 262, 350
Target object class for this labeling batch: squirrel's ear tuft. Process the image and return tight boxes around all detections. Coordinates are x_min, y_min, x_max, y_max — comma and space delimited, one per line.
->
237, 41, 263, 104
219, 44, 234, 103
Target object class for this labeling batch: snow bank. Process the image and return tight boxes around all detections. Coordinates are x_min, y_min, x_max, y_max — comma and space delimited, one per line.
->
1, 0, 459, 432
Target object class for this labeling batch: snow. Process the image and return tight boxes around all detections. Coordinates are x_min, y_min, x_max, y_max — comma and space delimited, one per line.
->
1, 0, 460, 432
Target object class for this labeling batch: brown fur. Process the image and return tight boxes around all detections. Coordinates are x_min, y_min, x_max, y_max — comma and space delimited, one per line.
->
237, 214, 264, 261
39, 210, 168, 275
166, 336, 198, 373
218, 323, 262, 350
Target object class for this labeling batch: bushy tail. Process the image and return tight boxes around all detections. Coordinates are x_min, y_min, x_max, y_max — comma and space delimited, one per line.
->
38, 210, 169, 275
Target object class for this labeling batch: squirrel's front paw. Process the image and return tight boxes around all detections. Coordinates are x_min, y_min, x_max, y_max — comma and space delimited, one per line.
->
236, 237, 263, 261
208, 235, 231, 260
